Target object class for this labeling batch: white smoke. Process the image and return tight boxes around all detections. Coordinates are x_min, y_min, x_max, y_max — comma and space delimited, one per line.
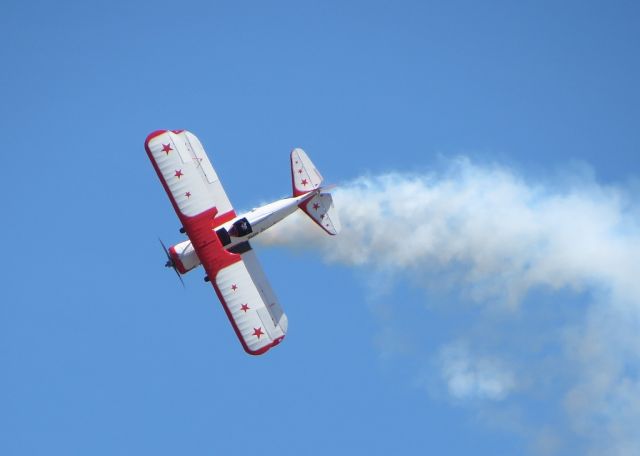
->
438, 342, 517, 401
257, 157, 640, 454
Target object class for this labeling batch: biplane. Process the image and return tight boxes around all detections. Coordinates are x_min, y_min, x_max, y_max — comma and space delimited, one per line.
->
145, 130, 340, 355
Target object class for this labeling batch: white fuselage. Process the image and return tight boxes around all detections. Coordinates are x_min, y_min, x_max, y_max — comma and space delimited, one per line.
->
168, 190, 318, 274
219, 190, 317, 248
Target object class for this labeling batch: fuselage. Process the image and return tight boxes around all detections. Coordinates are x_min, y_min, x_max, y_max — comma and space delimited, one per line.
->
218, 190, 317, 248
168, 190, 318, 274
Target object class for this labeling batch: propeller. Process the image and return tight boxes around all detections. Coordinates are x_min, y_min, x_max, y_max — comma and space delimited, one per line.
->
159, 238, 185, 288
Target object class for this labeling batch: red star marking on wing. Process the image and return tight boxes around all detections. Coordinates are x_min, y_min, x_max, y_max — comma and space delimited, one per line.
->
174, 169, 183, 179
162, 143, 173, 154
185, 192, 191, 198
301, 179, 308, 186
231, 284, 238, 291
253, 327, 264, 339
313, 203, 320, 210
240, 304, 250, 312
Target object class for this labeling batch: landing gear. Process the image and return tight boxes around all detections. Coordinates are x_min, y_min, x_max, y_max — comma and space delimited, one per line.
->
179, 227, 186, 234
204, 276, 210, 282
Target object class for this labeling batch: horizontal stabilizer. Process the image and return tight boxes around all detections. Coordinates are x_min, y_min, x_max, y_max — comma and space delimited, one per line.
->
300, 193, 341, 235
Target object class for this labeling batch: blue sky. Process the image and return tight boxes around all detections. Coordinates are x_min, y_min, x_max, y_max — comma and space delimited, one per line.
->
1, 1, 639, 455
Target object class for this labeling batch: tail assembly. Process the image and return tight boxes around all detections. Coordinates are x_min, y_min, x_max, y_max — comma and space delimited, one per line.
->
290, 148, 341, 236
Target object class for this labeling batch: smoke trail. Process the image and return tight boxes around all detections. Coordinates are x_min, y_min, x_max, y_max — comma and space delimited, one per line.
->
257, 157, 640, 453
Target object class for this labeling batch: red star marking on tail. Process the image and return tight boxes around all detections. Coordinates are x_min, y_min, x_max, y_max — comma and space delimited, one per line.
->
313, 203, 320, 210
174, 169, 183, 179
240, 304, 250, 312
231, 284, 238, 291
185, 192, 191, 198
253, 327, 264, 339
162, 143, 173, 154
301, 179, 308, 186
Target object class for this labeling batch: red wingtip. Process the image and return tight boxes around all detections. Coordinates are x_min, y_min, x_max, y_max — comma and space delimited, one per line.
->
145, 130, 168, 148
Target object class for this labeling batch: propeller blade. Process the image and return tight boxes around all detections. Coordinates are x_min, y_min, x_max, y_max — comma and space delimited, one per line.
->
172, 265, 185, 288
158, 238, 185, 288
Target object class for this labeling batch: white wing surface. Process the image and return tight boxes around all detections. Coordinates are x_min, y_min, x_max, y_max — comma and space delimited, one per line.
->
214, 243, 287, 354
145, 130, 234, 218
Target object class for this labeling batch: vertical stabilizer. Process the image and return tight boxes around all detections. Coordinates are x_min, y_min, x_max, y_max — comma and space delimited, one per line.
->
291, 148, 323, 196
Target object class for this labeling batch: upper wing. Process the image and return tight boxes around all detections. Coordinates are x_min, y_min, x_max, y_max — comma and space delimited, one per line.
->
145, 130, 234, 220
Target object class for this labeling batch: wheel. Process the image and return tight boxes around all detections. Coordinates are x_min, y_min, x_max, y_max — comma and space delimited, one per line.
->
204, 276, 210, 282
179, 227, 186, 234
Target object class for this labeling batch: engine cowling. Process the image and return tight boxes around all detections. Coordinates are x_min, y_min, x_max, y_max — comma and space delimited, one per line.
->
168, 239, 200, 274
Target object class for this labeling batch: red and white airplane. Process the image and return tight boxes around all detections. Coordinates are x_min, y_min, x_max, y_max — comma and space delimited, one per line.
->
145, 130, 340, 355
